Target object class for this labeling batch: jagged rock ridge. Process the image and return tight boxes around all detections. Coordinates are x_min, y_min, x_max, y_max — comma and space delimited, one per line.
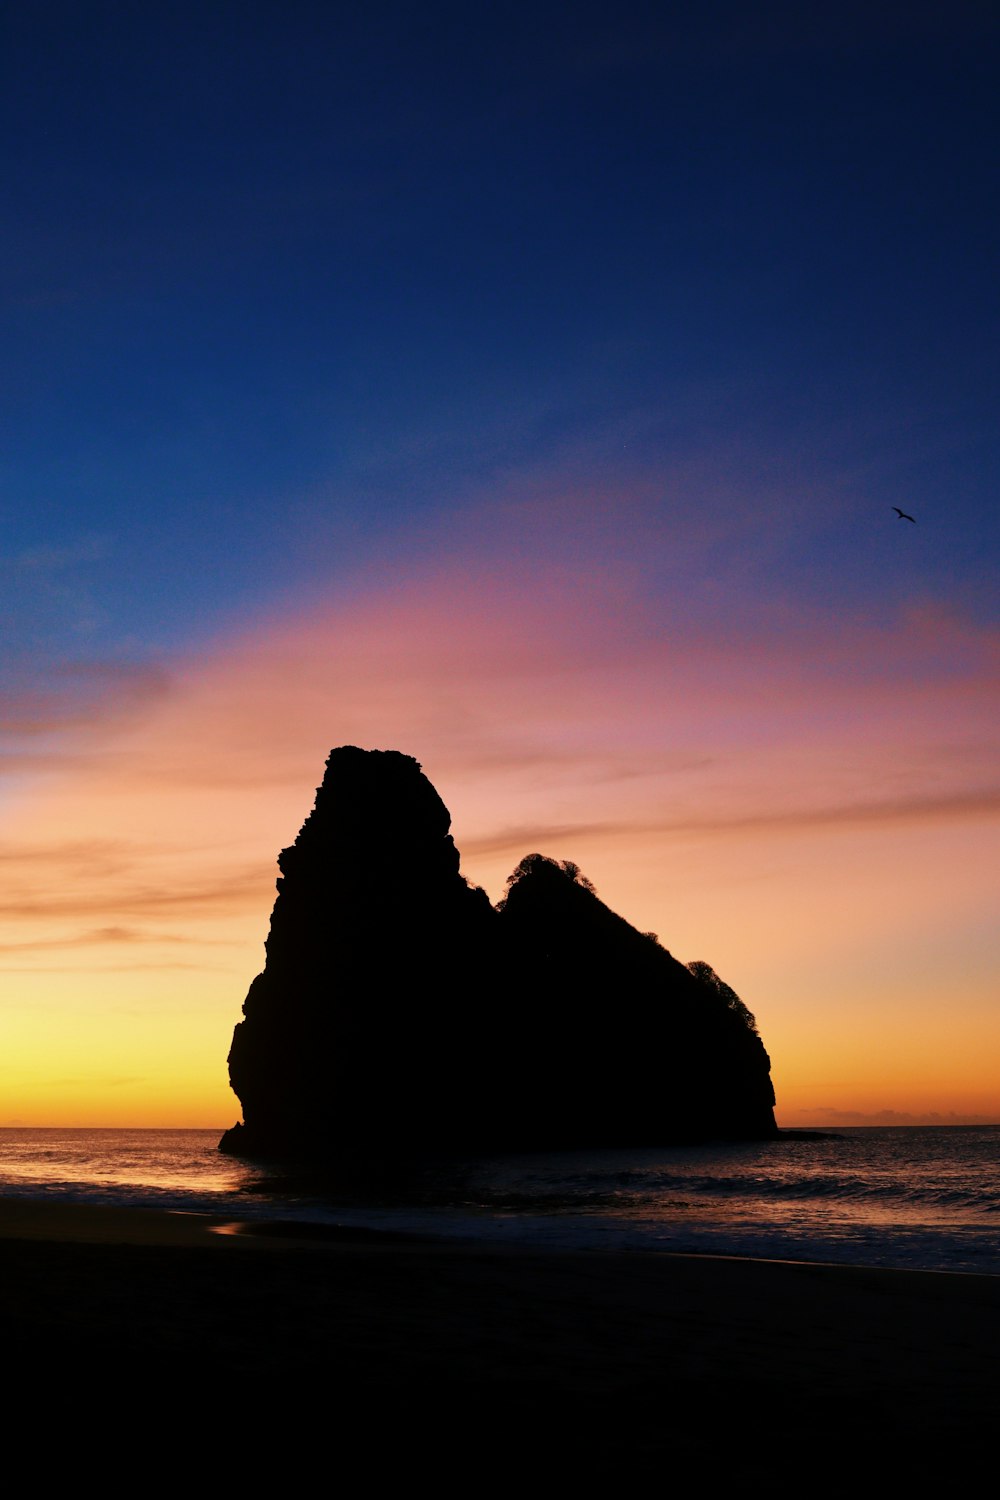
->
220, 747, 776, 1158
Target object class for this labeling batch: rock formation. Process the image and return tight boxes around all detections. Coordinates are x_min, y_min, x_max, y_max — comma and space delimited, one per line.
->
499, 855, 776, 1145
220, 747, 776, 1158
221, 746, 498, 1158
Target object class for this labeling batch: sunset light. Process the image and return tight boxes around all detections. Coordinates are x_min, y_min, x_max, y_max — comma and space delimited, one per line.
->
3, 4, 996, 1134
3, 7, 999, 1473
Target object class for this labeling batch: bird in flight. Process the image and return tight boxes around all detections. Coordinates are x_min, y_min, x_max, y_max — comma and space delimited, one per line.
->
893, 507, 916, 523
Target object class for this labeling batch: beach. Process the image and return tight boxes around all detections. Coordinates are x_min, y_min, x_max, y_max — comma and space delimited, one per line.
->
2, 1198, 996, 1481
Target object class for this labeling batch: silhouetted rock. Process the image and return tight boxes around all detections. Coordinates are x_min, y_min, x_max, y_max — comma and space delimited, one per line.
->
221, 747, 498, 1158
220, 749, 777, 1158
495, 854, 776, 1146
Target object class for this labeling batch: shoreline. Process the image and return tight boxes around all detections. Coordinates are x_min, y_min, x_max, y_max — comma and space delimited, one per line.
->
2, 1196, 998, 1476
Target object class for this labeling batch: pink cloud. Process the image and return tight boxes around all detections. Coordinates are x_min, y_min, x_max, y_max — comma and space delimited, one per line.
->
9, 554, 997, 875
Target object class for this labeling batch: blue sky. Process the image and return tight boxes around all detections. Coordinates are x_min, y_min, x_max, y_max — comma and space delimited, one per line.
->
5, 1, 997, 665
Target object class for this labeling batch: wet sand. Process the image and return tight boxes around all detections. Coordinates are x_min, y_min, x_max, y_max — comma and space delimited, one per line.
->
2, 1198, 996, 1480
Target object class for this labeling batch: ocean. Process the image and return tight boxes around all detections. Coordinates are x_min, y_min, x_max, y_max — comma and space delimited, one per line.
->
1, 1124, 997, 1275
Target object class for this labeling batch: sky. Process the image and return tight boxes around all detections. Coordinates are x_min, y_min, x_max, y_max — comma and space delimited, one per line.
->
2, 1, 998, 1128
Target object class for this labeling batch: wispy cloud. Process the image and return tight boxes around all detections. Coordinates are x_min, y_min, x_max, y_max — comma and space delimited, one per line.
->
0, 925, 238, 953
0, 867, 271, 922
650, 787, 1000, 839
462, 787, 1000, 861
462, 822, 625, 860
0, 660, 171, 747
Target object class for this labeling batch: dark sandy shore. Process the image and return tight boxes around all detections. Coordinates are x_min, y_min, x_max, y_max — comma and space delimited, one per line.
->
2, 1198, 996, 1480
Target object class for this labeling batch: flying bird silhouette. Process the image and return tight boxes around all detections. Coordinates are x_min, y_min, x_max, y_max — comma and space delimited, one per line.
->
893, 507, 916, 523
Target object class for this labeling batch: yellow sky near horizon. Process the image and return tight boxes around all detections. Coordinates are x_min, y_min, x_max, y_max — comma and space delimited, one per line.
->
3, 559, 998, 1129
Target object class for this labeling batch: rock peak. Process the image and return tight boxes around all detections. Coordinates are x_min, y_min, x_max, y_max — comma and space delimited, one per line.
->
220, 747, 776, 1159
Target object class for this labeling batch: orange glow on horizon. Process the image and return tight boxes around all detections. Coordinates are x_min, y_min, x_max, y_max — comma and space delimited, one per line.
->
3, 553, 997, 1128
